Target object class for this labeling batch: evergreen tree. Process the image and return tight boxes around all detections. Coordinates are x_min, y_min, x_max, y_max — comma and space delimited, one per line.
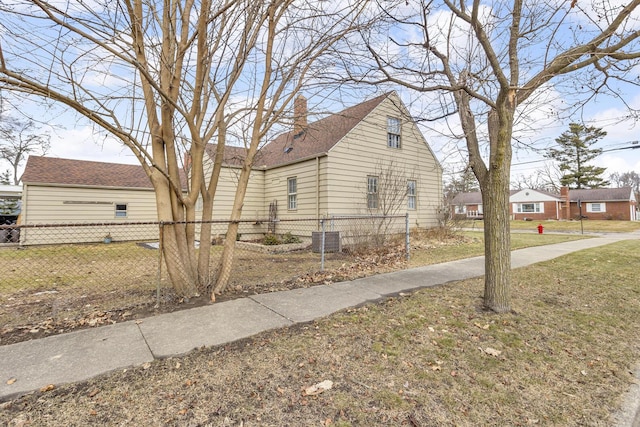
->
546, 123, 609, 189
0, 170, 11, 185
443, 166, 479, 203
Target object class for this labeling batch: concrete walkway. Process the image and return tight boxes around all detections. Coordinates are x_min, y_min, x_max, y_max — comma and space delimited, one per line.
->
1, 232, 639, 423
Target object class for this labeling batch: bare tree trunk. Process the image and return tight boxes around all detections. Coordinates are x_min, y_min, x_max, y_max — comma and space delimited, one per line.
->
214, 220, 240, 296
213, 158, 255, 296
153, 178, 199, 297
480, 104, 514, 313
196, 143, 225, 297
481, 170, 511, 313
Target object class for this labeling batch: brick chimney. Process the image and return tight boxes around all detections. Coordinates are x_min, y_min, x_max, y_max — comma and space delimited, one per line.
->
294, 95, 307, 136
560, 186, 570, 220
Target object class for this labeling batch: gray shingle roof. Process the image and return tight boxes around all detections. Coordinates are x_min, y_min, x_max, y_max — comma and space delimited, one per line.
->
450, 187, 634, 205
450, 192, 483, 205
450, 190, 521, 205
568, 187, 633, 202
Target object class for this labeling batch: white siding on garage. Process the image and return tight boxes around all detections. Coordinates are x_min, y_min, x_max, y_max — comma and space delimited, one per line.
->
20, 184, 160, 245
22, 185, 158, 224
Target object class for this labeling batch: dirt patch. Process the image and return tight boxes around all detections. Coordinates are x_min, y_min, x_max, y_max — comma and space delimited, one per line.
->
0, 244, 409, 346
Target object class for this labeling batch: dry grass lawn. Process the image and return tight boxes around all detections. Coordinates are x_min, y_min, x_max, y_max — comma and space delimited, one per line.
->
2, 239, 639, 426
458, 219, 640, 233
1, 231, 587, 344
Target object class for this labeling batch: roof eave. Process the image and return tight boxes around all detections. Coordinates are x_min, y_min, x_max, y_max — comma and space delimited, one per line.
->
23, 182, 157, 191
260, 152, 328, 170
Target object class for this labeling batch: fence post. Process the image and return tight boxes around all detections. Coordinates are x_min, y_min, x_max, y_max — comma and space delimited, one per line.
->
320, 218, 326, 272
156, 222, 164, 308
405, 213, 410, 261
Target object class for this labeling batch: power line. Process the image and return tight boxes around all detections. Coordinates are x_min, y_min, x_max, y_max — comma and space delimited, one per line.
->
602, 141, 639, 152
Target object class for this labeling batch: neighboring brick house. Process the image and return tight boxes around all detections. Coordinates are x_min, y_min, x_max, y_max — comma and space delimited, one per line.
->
450, 191, 485, 219
450, 186, 638, 221
559, 186, 637, 221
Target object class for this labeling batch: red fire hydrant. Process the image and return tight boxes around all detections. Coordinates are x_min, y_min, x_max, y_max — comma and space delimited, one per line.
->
537, 224, 544, 234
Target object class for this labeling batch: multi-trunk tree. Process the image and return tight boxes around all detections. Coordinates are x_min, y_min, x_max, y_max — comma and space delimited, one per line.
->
0, 0, 371, 300
347, 0, 640, 312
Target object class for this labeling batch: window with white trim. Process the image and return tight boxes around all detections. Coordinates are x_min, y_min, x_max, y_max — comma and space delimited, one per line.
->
587, 202, 606, 213
455, 205, 466, 214
115, 203, 128, 218
367, 176, 378, 209
387, 117, 401, 148
515, 202, 543, 213
407, 180, 417, 210
287, 177, 297, 210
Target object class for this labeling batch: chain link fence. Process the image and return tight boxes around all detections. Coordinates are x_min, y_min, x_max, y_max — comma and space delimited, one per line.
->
0, 215, 408, 342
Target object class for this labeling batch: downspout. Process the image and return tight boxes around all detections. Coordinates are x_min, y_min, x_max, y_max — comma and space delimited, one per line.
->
316, 156, 320, 229
20, 184, 27, 245
20, 185, 27, 225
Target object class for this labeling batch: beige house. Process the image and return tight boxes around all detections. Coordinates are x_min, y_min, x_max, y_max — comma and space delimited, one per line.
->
20, 93, 442, 244
202, 92, 443, 229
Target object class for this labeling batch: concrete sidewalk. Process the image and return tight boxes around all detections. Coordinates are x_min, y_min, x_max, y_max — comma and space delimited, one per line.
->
1, 233, 639, 418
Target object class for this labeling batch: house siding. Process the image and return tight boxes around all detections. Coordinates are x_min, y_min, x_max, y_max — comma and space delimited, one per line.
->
325, 95, 442, 228
20, 184, 159, 245
206, 166, 265, 221
22, 185, 158, 224
568, 201, 633, 221
196, 164, 266, 240
263, 156, 328, 222
512, 201, 559, 221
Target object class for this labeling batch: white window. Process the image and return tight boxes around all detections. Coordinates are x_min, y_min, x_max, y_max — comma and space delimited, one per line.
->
387, 117, 401, 149
455, 205, 467, 214
515, 203, 543, 213
367, 176, 378, 209
287, 177, 297, 210
587, 202, 606, 213
115, 203, 128, 218
407, 180, 417, 210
